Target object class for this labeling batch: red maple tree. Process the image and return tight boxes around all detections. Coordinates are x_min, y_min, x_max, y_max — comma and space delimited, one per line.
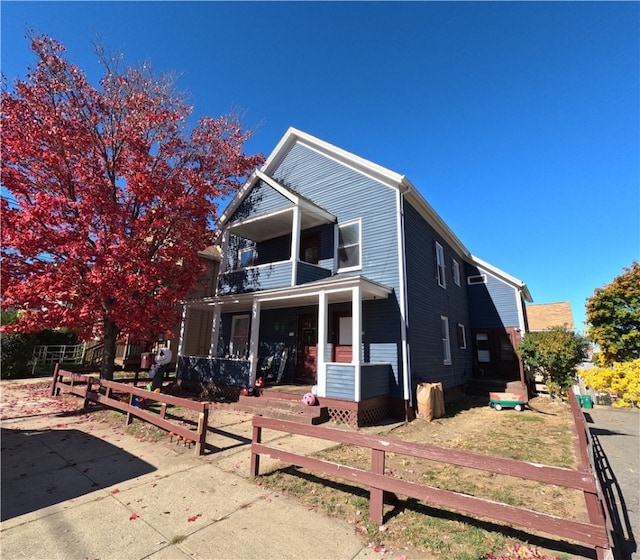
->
1, 35, 264, 379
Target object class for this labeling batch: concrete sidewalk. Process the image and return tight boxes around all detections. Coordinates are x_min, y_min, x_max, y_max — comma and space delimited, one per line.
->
0, 380, 382, 560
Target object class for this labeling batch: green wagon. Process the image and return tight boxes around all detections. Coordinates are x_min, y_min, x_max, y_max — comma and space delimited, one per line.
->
489, 391, 526, 412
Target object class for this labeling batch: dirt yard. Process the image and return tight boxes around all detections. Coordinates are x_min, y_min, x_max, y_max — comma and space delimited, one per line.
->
260, 396, 592, 560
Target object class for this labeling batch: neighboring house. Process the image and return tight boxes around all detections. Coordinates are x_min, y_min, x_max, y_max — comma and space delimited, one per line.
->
112, 246, 222, 368
177, 128, 532, 424
525, 302, 575, 332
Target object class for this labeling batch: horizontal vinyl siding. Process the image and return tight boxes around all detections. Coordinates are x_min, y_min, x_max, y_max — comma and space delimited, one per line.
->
362, 299, 402, 396
272, 143, 401, 291
231, 179, 292, 222
217, 262, 293, 295
296, 262, 332, 284
466, 263, 520, 328
403, 202, 473, 389
360, 364, 392, 399
326, 364, 356, 400
271, 142, 405, 393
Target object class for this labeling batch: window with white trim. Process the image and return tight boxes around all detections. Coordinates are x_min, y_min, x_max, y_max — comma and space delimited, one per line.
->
476, 333, 491, 362
441, 316, 452, 365
435, 242, 446, 288
452, 259, 461, 286
456, 323, 467, 349
238, 247, 257, 268
337, 220, 361, 271
230, 315, 250, 358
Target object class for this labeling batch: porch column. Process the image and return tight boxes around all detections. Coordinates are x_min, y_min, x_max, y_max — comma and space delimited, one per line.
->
352, 286, 362, 402
219, 231, 229, 277
290, 206, 301, 287
248, 299, 261, 385
178, 303, 189, 357
209, 305, 221, 357
317, 290, 328, 398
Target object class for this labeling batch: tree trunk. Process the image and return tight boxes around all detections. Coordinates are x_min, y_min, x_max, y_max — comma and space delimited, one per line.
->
100, 316, 119, 380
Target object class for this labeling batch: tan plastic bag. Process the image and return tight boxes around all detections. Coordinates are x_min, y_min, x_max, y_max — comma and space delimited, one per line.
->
416, 382, 445, 422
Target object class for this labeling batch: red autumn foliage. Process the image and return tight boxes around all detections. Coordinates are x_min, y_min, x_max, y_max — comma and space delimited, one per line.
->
1, 35, 263, 379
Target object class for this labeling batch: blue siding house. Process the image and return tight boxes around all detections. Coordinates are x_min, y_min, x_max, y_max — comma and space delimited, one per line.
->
177, 128, 532, 424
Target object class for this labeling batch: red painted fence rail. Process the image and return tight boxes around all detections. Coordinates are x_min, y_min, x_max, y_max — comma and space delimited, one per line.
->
50, 364, 209, 455
251, 392, 612, 560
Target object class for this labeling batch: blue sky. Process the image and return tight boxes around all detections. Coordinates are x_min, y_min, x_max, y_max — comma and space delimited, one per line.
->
2, 1, 639, 331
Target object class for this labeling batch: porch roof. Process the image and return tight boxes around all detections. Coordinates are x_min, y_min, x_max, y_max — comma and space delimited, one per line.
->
182, 274, 393, 312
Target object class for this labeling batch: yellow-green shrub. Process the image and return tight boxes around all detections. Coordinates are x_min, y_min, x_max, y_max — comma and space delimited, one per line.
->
579, 359, 640, 407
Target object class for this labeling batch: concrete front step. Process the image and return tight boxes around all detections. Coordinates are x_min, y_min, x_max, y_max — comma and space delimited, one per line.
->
234, 395, 329, 425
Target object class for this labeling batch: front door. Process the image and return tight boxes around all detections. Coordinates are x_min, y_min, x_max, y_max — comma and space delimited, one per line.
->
295, 313, 317, 383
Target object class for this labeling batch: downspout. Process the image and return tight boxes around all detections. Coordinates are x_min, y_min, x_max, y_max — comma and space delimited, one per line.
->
396, 184, 412, 418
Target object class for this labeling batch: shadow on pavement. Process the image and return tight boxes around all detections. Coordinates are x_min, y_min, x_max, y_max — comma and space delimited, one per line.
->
588, 427, 637, 560
1, 427, 155, 522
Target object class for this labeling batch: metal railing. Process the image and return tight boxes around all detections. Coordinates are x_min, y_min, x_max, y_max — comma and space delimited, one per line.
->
31, 344, 87, 374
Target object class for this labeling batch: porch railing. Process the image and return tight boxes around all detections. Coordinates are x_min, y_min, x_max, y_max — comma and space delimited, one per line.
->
177, 355, 251, 387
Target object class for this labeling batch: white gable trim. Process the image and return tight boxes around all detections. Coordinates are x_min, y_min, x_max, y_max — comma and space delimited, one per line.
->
470, 255, 533, 303
263, 127, 407, 190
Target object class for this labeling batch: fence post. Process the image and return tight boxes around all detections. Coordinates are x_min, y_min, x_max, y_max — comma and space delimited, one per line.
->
83, 377, 94, 409
50, 363, 60, 396
250, 421, 262, 476
126, 391, 134, 425
195, 404, 209, 456
370, 448, 385, 526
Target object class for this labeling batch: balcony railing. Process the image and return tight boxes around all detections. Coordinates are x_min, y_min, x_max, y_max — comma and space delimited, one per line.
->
217, 260, 332, 296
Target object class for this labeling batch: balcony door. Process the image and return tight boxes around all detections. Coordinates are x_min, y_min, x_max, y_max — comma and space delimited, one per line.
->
300, 231, 320, 264
295, 313, 317, 383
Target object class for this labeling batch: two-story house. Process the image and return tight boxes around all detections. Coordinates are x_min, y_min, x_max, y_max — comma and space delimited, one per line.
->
176, 128, 532, 425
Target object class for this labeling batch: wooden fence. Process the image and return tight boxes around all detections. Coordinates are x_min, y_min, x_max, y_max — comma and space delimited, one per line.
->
251, 392, 612, 560
51, 364, 209, 455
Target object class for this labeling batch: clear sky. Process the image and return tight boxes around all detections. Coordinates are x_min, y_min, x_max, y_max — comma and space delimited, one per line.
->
2, 1, 639, 331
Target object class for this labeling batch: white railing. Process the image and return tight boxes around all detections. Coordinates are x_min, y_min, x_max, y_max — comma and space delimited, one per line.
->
31, 343, 87, 374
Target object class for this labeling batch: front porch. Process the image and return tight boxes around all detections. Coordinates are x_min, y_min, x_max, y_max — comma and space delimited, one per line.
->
175, 354, 395, 426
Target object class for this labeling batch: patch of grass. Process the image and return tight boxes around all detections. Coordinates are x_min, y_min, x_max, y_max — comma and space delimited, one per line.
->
124, 418, 166, 442
170, 535, 187, 545
258, 397, 586, 559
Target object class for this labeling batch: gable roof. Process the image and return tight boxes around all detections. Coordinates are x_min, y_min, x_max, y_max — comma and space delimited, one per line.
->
219, 127, 531, 300
470, 255, 533, 303
526, 302, 575, 331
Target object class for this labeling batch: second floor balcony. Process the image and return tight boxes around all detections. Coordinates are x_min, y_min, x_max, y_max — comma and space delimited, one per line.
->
217, 170, 337, 296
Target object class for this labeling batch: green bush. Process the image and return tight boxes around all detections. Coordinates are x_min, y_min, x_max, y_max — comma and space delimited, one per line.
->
1, 311, 78, 378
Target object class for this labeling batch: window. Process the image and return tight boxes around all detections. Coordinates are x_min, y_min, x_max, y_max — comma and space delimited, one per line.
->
500, 335, 514, 361
338, 316, 353, 345
467, 274, 487, 285
452, 259, 461, 286
456, 323, 467, 349
441, 316, 451, 365
230, 315, 250, 358
435, 242, 446, 288
337, 220, 361, 271
238, 247, 256, 268
476, 333, 491, 362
